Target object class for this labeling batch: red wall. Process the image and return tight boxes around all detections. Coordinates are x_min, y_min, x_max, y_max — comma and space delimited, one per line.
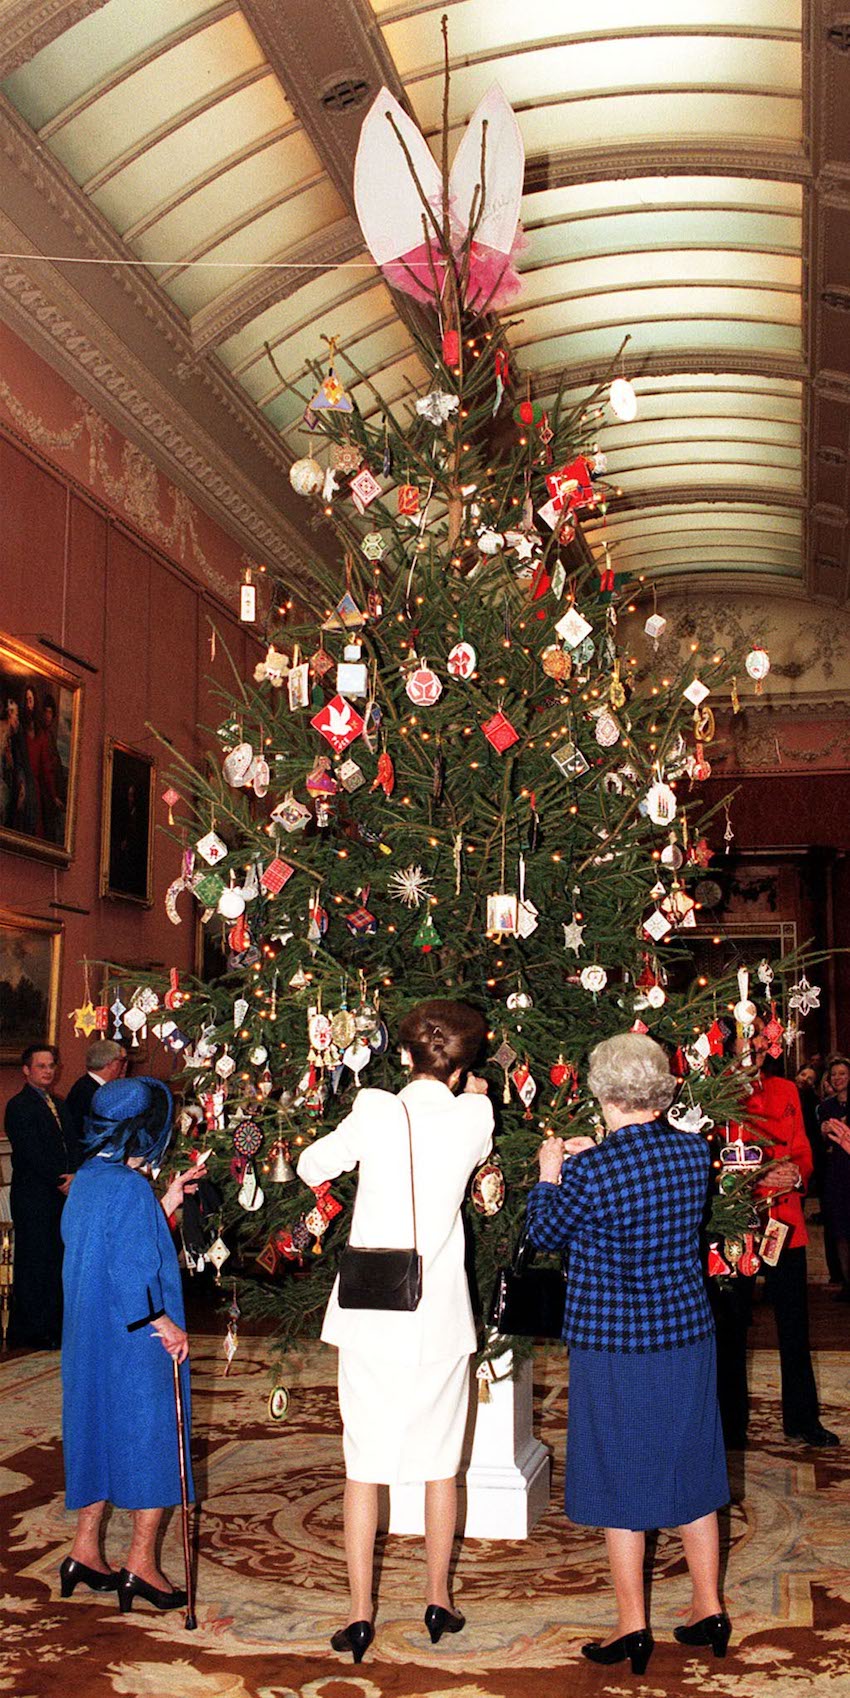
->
0, 426, 255, 1111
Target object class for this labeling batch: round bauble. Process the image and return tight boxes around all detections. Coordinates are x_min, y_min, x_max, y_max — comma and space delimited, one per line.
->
289, 456, 324, 497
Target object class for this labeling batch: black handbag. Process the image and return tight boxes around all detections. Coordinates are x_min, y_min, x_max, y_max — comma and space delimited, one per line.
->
337, 1103, 422, 1311
489, 1229, 567, 1339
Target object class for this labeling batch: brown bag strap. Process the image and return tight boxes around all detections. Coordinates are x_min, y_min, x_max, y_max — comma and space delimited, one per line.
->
401, 1099, 417, 1251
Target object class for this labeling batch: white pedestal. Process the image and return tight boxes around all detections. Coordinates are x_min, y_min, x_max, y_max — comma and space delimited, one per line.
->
388, 1350, 551, 1539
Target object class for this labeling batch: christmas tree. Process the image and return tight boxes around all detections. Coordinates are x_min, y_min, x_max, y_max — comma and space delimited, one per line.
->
118, 69, 812, 1351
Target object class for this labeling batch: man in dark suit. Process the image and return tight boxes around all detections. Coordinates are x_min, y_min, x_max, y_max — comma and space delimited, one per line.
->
64, 1038, 127, 1168
5, 1044, 75, 1349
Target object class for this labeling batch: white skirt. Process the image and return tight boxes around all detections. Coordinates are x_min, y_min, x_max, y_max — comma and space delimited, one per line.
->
338, 1349, 473, 1484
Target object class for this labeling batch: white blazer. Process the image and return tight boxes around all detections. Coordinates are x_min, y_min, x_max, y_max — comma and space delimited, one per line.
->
296, 1078, 493, 1366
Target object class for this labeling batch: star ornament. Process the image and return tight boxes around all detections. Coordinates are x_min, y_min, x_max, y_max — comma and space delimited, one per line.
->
387, 864, 433, 909
562, 919, 585, 954
788, 974, 821, 1017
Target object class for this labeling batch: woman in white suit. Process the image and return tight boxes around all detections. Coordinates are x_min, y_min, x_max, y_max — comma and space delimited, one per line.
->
297, 999, 493, 1662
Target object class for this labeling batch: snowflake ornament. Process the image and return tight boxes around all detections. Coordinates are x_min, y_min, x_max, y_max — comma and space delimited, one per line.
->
415, 388, 460, 426
388, 864, 433, 909
788, 974, 820, 1017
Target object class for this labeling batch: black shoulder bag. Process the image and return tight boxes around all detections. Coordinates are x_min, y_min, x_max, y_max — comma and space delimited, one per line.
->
337, 1102, 422, 1311
489, 1228, 567, 1339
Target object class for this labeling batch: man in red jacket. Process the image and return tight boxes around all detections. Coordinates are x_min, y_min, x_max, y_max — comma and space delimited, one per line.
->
715, 1052, 839, 1448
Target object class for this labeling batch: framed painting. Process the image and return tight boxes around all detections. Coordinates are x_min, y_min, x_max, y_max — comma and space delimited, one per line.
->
0, 632, 82, 867
0, 907, 63, 1065
100, 739, 155, 906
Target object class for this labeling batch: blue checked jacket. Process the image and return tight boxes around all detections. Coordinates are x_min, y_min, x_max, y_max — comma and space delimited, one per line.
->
525, 1119, 714, 1353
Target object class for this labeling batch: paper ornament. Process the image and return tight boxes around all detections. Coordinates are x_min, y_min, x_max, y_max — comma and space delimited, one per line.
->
667, 1099, 713, 1134
195, 830, 227, 866
593, 707, 620, 748
222, 742, 254, 786
261, 858, 295, 895
354, 84, 523, 313
286, 661, 310, 711
643, 908, 672, 943
406, 664, 443, 706
511, 1063, 537, 1107
413, 911, 442, 951
71, 1000, 98, 1038
482, 710, 519, 753
336, 661, 368, 697
683, 678, 710, 708
250, 757, 270, 798
310, 695, 364, 753
416, 388, 460, 426
552, 741, 590, 778
644, 612, 667, 646
350, 466, 382, 510
289, 456, 323, 496
361, 531, 385, 560
486, 893, 519, 936
309, 643, 335, 679
396, 483, 421, 516
337, 757, 365, 793
555, 606, 593, 649
644, 780, 677, 826
447, 640, 477, 679
541, 644, 572, 682
580, 964, 608, 994
270, 794, 311, 833
323, 591, 365, 633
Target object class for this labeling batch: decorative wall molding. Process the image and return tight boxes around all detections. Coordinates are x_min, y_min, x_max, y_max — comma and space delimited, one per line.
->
0, 0, 107, 78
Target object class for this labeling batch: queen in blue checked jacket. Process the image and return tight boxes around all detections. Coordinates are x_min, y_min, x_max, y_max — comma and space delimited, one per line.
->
526, 1033, 730, 1676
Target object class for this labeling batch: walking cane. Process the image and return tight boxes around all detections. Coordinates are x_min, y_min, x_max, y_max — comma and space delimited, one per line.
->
171, 1356, 197, 1630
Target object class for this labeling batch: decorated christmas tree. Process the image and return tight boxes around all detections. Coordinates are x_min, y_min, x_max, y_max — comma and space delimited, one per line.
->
113, 69, 817, 1355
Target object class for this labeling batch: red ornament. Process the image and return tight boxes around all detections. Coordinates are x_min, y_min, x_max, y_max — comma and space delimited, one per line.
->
397, 483, 420, 516
482, 710, 520, 754
228, 914, 249, 953
442, 328, 460, 366
261, 857, 295, 895
707, 1242, 731, 1278
371, 750, 395, 796
310, 694, 365, 753
519, 399, 535, 425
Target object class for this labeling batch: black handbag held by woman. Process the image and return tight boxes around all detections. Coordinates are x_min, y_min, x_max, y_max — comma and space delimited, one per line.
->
489, 1228, 567, 1339
337, 1102, 422, 1311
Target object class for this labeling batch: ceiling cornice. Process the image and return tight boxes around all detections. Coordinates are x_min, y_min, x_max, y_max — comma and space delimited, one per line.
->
0, 0, 107, 78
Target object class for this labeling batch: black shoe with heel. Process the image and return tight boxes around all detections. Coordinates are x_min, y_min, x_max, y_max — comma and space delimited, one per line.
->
116, 1569, 187, 1613
582, 1629, 654, 1675
59, 1557, 119, 1598
674, 1613, 732, 1657
330, 1621, 374, 1663
425, 1604, 466, 1644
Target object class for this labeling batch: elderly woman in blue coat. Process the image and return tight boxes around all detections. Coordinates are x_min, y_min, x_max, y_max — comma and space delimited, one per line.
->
526, 1033, 730, 1678
59, 1076, 202, 1613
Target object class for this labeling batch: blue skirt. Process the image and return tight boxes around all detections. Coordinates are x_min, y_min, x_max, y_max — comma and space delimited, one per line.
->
566, 1334, 729, 1532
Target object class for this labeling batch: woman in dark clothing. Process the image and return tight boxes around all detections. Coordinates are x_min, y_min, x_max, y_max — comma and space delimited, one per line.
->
816, 1056, 850, 1299
526, 1032, 729, 1678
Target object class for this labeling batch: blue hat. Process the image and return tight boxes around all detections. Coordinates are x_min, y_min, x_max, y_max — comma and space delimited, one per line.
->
83, 1075, 173, 1166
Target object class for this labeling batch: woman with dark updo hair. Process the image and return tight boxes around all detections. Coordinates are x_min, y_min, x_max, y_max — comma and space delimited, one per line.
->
298, 999, 493, 1663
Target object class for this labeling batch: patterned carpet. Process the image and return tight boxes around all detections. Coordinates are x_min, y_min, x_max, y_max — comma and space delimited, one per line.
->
3, 1294, 850, 1698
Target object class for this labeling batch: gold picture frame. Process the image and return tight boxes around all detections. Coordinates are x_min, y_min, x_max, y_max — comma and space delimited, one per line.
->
0, 632, 83, 867
0, 906, 63, 1065
100, 738, 156, 906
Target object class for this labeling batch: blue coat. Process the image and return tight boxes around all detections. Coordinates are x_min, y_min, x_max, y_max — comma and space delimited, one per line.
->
61, 1159, 193, 1511
525, 1118, 714, 1353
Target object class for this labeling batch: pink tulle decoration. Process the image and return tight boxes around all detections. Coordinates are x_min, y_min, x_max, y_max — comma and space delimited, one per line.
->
381, 227, 526, 313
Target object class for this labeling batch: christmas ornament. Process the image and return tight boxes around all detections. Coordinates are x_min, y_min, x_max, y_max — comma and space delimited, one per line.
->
447, 640, 477, 679
506, 983, 533, 1010
309, 345, 352, 413
289, 456, 323, 496
233, 1119, 263, 1158
552, 741, 590, 778
371, 749, 395, 796
745, 645, 770, 690
396, 482, 420, 516
261, 857, 295, 895
161, 785, 181, 824
511, 1062, 537, 1108
406, 663, 443, 706
309, 642, 335, 680
207, 1236, 231, 1277
346, 900, 377, 936
337, 757, 365, 793
580, 964, 608, 994
333, 440, 362, 473
683, 679, 710, 709
217, 879, 245, 920
707, 1241, 731, 1278
123, 1005, 147, 1047
388, 864, 433, 908
719, 1138, 763, 1171
270, 793, 311, 833
555, 606, 593, 649
643, 908, 672, 943
482, 710, 519, 753
562, 918, 585, 954
311, 695, 364, 753
661, 838, 684, 870
470, 1157, 505, 1215
644, 611, 666, 647
413, 911, 442, 951
336, 660, 368, 697
593, 707, 620, 748
238, 1162, 265, 1211
609, 377, 638, 421
788, 973, 820, 1016
254, 646, 290, 687
541, 644, 572, 682
416, 388, 459, 425
667, 1099, 713, 1134
350, 466, 383, 511
195, 829, 227, 866
71, 999, 98, 1038
361, 531, 385, 560
486, 893, 519, 937
644, 779, 677, 826
733, 967, 758, 1029
342, 1037, 372, 1083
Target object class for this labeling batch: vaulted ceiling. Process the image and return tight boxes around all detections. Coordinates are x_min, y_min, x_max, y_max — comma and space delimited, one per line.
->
1, 0, 849, 603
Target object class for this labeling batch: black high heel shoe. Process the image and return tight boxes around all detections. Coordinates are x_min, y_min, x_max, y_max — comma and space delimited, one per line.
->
117, 1569, 188, 1614
330, 1621, 374, 1663
425, 1604, 466, 1644
674, 1613, 732, 1658
582, 1629, 654, 1676
59, 1557, 119, 1598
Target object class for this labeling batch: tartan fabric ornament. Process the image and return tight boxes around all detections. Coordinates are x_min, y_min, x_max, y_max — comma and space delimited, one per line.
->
482, 710, 519, 753
261, 857, 295, 895
346, 904, 377, 936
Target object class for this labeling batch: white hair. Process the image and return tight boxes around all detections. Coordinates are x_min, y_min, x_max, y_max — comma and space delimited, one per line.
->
587, 1032, 676, 1114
